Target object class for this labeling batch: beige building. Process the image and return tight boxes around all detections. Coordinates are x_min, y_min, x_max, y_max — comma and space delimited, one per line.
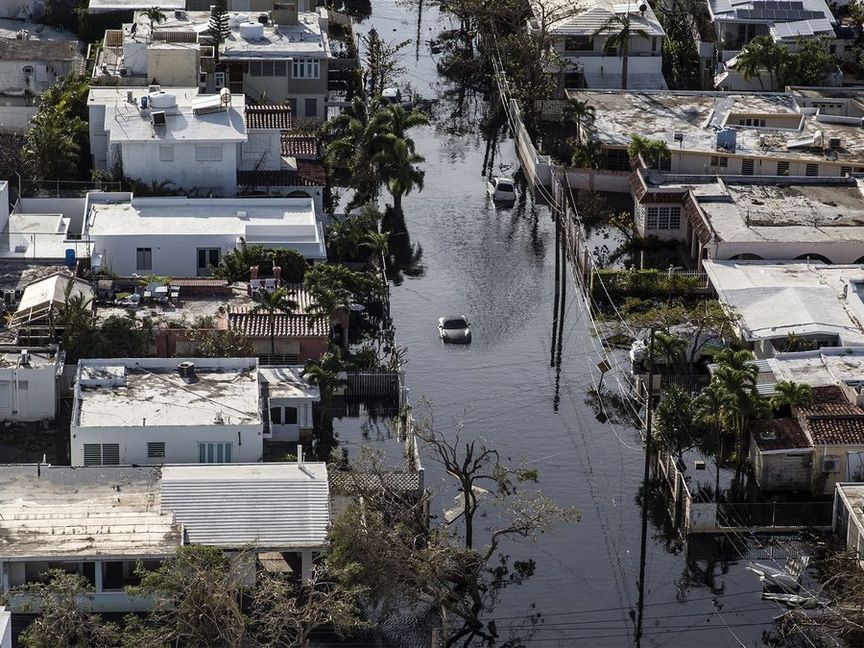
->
568, 88, 864, 192
92, 4, 331, 120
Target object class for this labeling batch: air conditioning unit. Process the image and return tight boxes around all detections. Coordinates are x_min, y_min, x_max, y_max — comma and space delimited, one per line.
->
119, 67, 129, 77
823, 456, 840, 473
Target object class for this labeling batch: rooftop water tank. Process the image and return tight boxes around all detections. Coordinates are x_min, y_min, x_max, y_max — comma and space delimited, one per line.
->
148, 90, 176, 109
229, 11, 248, 27
239, 21, 264, 40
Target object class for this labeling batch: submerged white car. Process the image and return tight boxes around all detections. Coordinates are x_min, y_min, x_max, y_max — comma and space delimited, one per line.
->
437, 315, 472, 344
487, 176, 516, 202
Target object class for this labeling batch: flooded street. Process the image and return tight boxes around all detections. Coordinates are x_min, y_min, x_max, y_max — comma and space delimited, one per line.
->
348, 1, 782, 645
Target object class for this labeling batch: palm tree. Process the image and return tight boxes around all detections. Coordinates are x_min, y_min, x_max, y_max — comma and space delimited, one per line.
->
562, 98, 596, 141
375, 103, 429, 152
571, 140, 605, 169
696, 382, 733, 501
654, 331, 687, 377
326, 217, 362, 262
23, 107, 85, 181
770, 380, 813, 416
714, 348, 754, 372
302, 350, 345, 405
375, 137, 425, 216
307, 285, 351, 346
361, 231, 390, 266
594, 12, 650, 90
734, 35, 790, 90
250, 287, 299, 357
143, 7, 167, 34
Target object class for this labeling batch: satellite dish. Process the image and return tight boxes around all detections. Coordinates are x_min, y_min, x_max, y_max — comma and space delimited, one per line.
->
648, 172, 664, 185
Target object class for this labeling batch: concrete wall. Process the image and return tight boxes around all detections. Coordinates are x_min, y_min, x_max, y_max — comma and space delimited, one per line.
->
715, 240, 864, 264
0, 362, 57, 422
751, 445, 812, 491
241, 58, 327, 116
147, 47, 199, 87
814, 446, 864, 495
249, 336, 328, 362
240, 129, 281, 170
0, 58, 77, 96
70, 421, 263, 465
268, 397, 314, 442
0, 606, 9, 648
116, 140, 238, 196
0, 103, 35, 131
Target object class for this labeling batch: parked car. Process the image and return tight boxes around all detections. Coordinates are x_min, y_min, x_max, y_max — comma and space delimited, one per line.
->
437, 315, 472, 344
487, 176, 516, 202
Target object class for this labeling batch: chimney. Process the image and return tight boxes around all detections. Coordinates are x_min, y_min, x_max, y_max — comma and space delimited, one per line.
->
250, 265, 259, 280
273, 265, 282, 284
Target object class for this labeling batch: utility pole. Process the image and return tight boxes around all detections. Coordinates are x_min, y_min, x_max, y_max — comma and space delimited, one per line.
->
635, 327, 655, 647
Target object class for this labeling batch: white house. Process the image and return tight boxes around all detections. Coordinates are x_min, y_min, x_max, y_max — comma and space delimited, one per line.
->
834, 482, 864, 566
0, 21, 82, 131
703, 260, 864, 357
88, 86, 247, 196
260, 365, 319, 442
0, 347, 62, 422
568, 89, 864, 193
0, 461, 330, 612
84, 192, 326, 277
529, 0, 666, 90
93, 5, 332, 120
708, 0, 848, 90
629, 171, 864, 266
70, 357, 264, 467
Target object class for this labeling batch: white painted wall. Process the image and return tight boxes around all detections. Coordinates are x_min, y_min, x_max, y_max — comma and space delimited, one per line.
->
0, 606, 10, 648
94, 232, 239, 277
0, 58, 76, 96
0, 361, 57, 422
268, 397, 314, 442
714, 240, 864, 264
240, 129, 281, 171
116, 141, 238, 196
0, 104, 35, 131
70, 421, 263, 465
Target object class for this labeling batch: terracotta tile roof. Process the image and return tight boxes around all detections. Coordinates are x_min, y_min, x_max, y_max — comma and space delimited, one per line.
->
227, 284, 328, 337
751, 418, 812, 451
236, 162, 325, 189
281, 134, 320, 158
245, 104, 293, 130
229, 311, 329, 338
797, 385, 864, 445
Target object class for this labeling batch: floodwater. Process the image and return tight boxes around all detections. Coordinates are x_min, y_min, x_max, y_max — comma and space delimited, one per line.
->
348, 2, 785, 646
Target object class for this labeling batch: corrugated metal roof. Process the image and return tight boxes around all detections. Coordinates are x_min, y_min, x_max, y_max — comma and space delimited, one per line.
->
161, 463, 329, 548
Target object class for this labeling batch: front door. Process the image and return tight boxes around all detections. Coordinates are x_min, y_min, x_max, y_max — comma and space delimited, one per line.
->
197, 248, 220, 276
848, 451, 864, 481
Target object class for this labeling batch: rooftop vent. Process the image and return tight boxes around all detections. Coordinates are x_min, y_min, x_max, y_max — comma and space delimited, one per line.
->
151, 110, 166, 127
829, 136, 842, 149
178, 361, 197, 383
716, 128, 737, 152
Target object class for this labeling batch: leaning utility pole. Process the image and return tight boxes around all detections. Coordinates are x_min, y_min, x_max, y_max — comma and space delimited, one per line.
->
635, 327, 655, 647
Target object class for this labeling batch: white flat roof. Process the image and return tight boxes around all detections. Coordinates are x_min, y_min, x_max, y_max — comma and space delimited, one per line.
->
704, 260, 864, 344
568, 90, 864, 163
87, 194, 320, 238
88, 0, 184, 12
261, 365, 320, 400
769, 347, 864, 386
137, 9, 329, 58
531, 0, 665, 36
103, 98, 246, 144
75, 357, 261, 428
0, 465, 180, 559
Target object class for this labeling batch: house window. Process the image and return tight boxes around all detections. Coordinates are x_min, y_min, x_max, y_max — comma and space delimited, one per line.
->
0, 382, 10, 409
292, 58, 320, 79
606, 148, 629, 171
83, 443, 120, 466
806, 163, 819, 177
270, 406, 282, 424
842, 166, 852, 176
710, 155, 728, 168
741, 159, 755, 175
285, 406, 298, 425
304, 98, 317, 118
262, 61, 274, 77
147, 442, 165, 458
657, 153, 671, 171
195, 145, 222, 162
738, 118, 766, 127
197, 248, 220, 275
199, 442, 232, 463
214, 71, 225, 87
777, 161, 789, 176
159, 145, 174, 162
136, 247, 152, 271
564, 35, 593, 51
645, 206, 681, 230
